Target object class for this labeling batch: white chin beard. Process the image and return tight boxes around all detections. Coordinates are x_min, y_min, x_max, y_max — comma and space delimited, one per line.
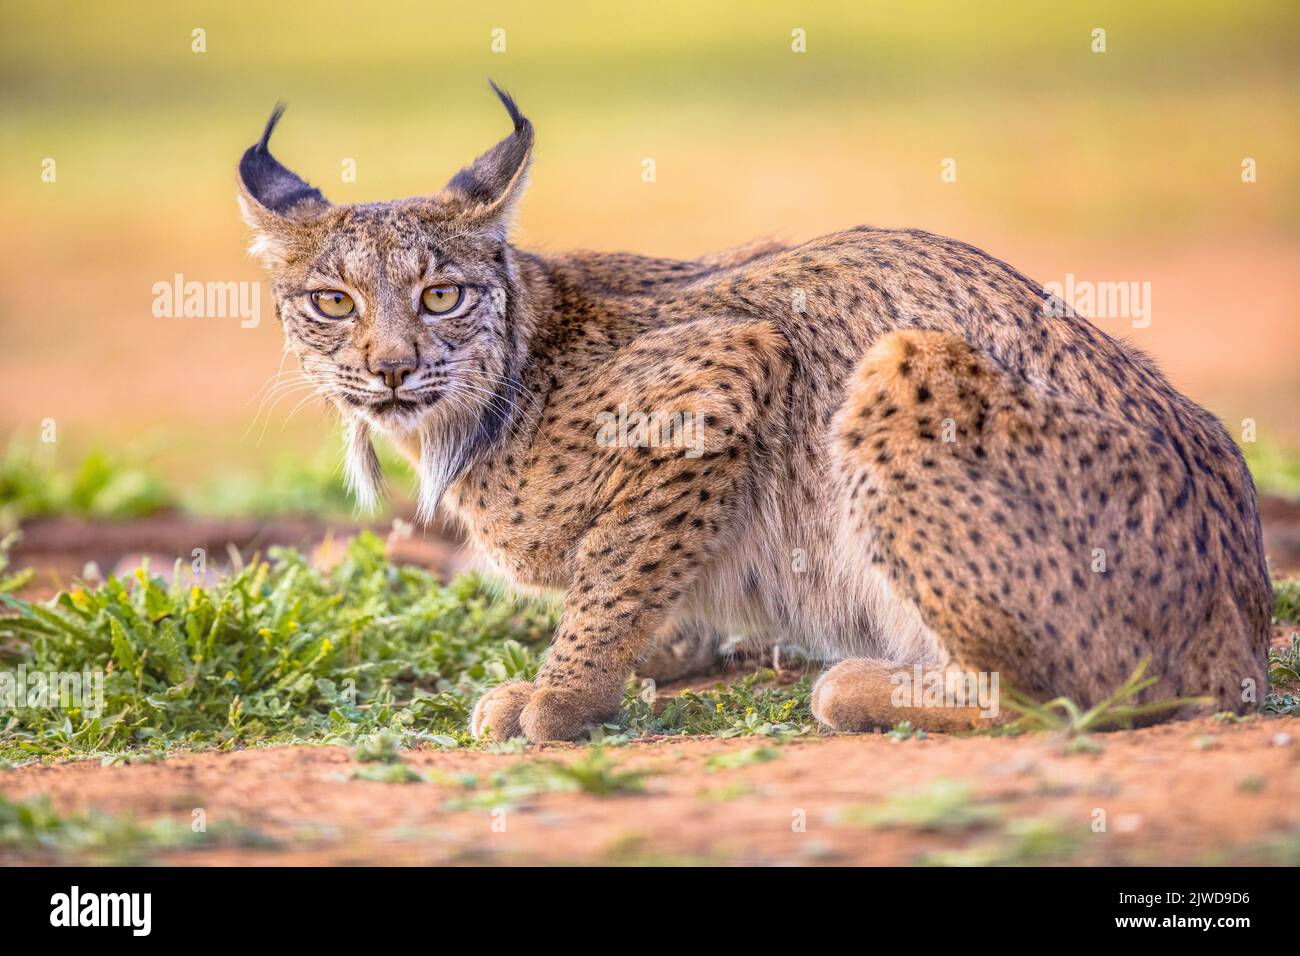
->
343, 387, 498, 526
342, 415, 384, 514
415, 415, 474, 525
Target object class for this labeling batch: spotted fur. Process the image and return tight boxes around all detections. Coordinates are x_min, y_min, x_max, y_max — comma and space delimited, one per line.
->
238, 86, 1271, 741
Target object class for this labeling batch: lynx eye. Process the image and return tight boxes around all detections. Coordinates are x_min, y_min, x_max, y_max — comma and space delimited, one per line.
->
420, 284, 462, 316
310, 290, 355, 319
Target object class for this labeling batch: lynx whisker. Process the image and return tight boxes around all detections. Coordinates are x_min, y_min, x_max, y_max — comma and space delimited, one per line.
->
242, 380, 324, 444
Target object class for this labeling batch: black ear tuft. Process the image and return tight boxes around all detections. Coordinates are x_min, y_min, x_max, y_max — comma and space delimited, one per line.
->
256, 101, 289, 150
445, 81, 534, 209
488, 79, 529, 135
239, 103, 327, 215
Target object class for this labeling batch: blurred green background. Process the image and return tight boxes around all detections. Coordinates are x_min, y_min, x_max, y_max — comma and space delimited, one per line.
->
1, 0, 1298, 515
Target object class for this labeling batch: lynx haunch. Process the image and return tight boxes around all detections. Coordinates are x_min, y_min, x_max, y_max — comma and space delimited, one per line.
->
237, 84, 1271, 741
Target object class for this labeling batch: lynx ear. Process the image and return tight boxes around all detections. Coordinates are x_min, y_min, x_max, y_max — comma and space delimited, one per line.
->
443, 81, 533, 231
237, 104, 329, 265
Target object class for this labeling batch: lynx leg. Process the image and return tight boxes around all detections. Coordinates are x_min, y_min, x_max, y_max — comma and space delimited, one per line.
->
815, 329, 1269, 732
636, 620, 723, 684
471, 318, 790, 741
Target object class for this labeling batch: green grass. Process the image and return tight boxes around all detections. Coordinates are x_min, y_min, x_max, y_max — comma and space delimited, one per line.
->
1244, 437, 1300, 498
0, 791, 275, 864
703, 745, 780, 771
0, 444, 173, 530
1002, 658, 1213, 740
641, 670, 814, 738
0, 533, 819, 760
1274, 578, 1300, 623
1268, 594, 1300, 714
0, 532, 557, 761
886, 720, 929, 741
835, 779, 1082, 864
838, 780, 1001, 833
1265, 632, 1300, 715
1270, 632, 1300, 686
188, 444, 417, 519
0, 439, 419, 528
436, 748, 651, 809
541, 748, 652, 796
1262, 693, 1299, 716
0, 532, 33, 595
352, 728, 408, 764
919, 817, 1082, 867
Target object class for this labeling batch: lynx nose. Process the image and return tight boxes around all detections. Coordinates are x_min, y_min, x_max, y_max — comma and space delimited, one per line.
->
373, 357, 417, 389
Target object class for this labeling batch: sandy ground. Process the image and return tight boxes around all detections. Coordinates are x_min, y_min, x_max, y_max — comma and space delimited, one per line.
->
2, 714, 1297, 866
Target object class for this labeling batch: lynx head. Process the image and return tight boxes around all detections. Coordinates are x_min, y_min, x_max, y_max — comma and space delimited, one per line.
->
237, 82, 533, 520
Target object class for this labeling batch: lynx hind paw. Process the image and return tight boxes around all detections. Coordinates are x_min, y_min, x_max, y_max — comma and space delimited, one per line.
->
637, 623, 722, 683
469, 680, 534, 741
811, 660, 889, 732
812, 659, 994, 734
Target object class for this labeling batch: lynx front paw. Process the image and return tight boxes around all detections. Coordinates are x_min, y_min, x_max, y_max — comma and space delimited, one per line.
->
469, 680, 534, 741
470, 682, 613, 743
519, 687, 603, 742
